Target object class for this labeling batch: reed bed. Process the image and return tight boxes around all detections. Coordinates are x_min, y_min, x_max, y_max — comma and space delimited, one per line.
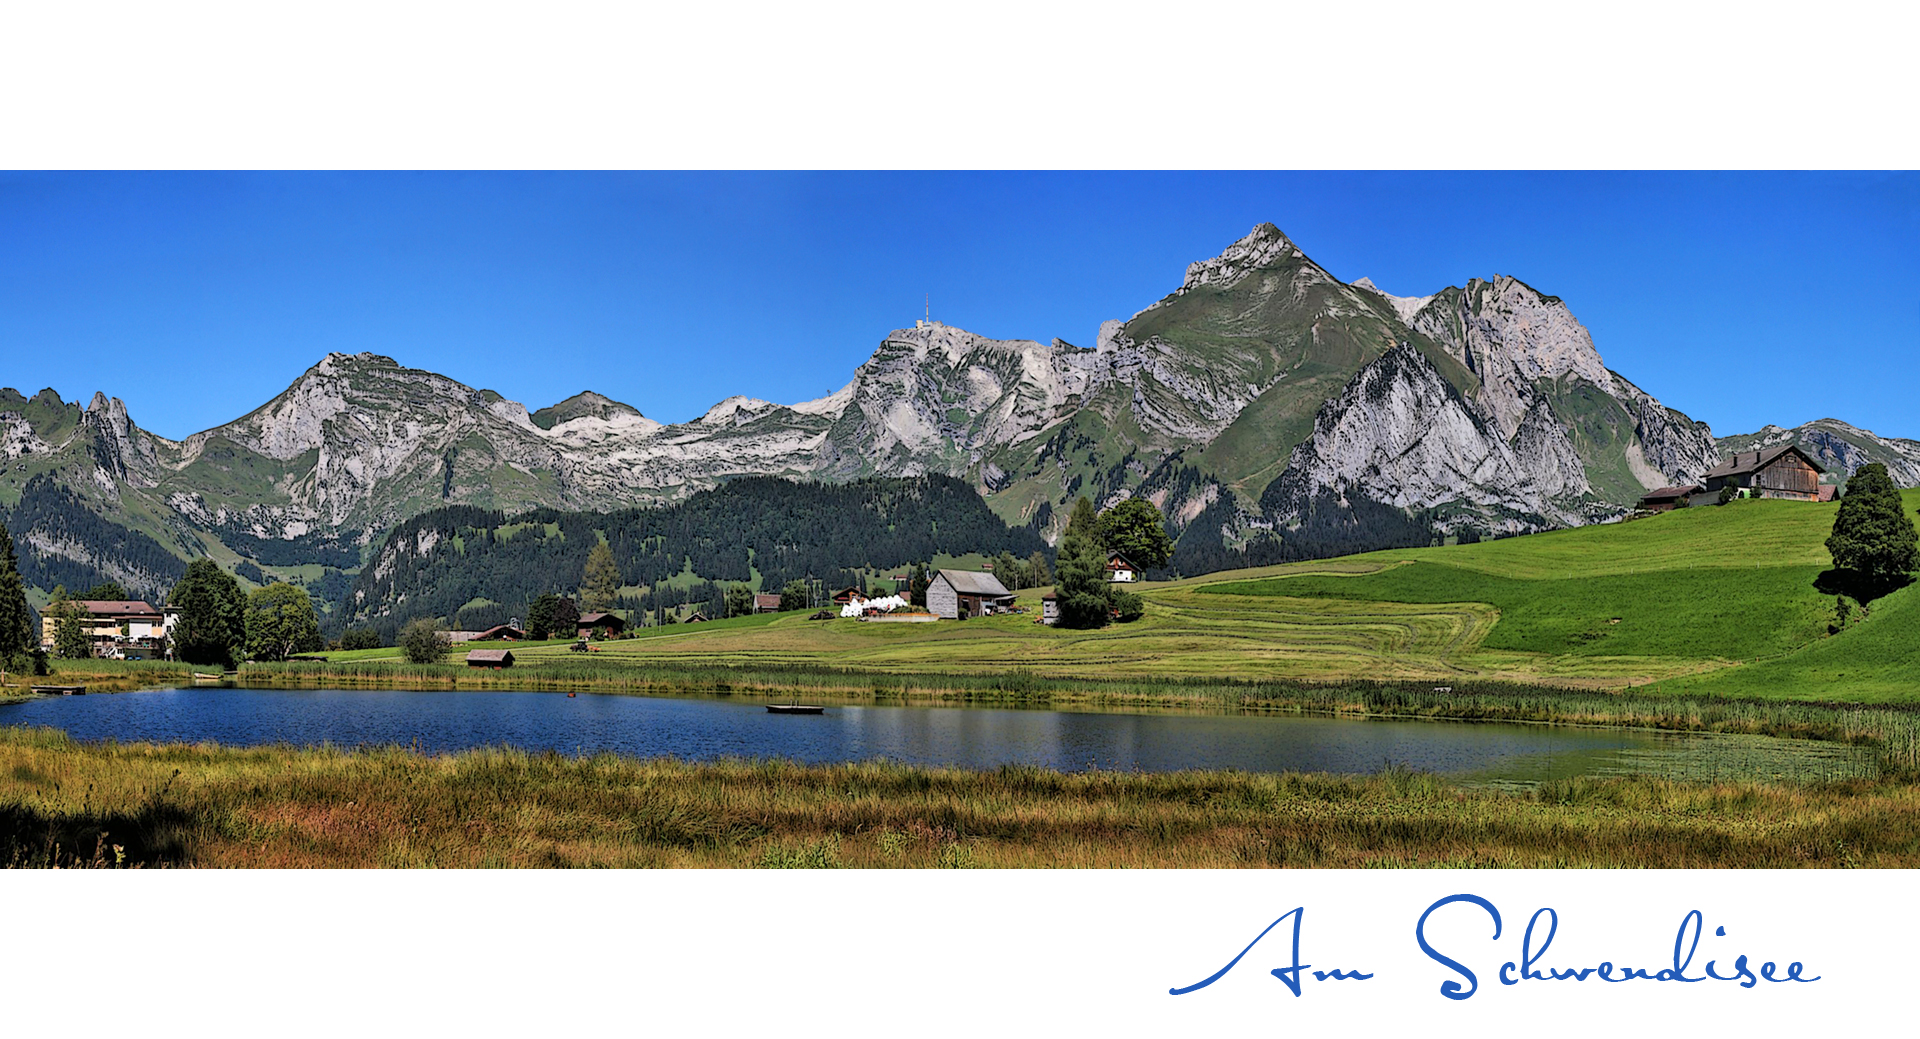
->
1, 727, 1915, 868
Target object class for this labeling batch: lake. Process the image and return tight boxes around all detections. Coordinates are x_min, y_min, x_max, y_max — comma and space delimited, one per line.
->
0, 686, 1875, 784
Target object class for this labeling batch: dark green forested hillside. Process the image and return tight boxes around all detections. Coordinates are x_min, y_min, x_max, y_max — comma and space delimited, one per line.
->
339, 475, 1046, 639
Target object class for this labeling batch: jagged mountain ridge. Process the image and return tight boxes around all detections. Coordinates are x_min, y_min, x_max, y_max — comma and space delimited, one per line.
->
3, 221, 1902, 606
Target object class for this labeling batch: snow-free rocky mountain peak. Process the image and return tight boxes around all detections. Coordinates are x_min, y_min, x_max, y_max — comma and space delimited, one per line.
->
3, 223, 1911, 604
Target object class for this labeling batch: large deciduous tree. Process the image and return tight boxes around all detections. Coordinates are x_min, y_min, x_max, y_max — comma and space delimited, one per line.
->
169, 558, 246, 667
1826, 463, 1917, 588
724, 583, 755, 618
1052, 532, 1111, 629
400, 617, 451, 664
1092, 498, 1175, 572
245, 582, 323, 662
527, 593, 581, 639
779, 579, 809, 612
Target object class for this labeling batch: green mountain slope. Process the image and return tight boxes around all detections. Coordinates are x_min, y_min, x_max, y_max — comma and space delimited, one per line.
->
1196, 491, 1920, 697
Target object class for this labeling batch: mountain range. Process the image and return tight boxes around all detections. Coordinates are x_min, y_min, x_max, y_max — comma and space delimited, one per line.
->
4, 223, 1915, 612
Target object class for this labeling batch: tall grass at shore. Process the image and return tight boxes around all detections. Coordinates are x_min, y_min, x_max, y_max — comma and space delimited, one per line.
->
1, 726, 1914, 868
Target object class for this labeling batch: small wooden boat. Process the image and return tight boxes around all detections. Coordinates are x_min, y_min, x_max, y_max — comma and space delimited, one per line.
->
32, 685, 86, 695
191, 672, 234, 688
766, 704, 824, 715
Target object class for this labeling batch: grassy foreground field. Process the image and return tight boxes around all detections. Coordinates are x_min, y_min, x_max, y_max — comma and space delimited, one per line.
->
3, 727, 1916, 868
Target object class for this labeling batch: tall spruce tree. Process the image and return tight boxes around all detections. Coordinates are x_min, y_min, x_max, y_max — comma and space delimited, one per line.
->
581, 541, 621, 613
1065, 496, 1099, 538
1827, 463, 1918, 587
0, 522, 33, 665
1026, 550, 1052, 588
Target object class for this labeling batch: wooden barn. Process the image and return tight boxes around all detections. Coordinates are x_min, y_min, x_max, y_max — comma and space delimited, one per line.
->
927, 569, 1014, 619
753, 593, 783, 614
1638, 483, 1704, 512
576, 612, 627, 638
1702, 445, 1824, 501
466, 649, 514, 668
472, 623, 527, 642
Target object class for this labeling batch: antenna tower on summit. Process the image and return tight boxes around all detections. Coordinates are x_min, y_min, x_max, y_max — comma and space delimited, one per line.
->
925, 293, 930, 322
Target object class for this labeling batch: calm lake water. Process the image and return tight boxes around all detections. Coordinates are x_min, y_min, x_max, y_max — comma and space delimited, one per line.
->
0, 687, 1875, 785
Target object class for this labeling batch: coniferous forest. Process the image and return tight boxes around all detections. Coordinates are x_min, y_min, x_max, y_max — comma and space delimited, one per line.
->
338, 475, 1047, 640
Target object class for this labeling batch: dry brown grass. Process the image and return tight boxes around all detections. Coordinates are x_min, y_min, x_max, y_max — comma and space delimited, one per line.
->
1, 727, 1915, 868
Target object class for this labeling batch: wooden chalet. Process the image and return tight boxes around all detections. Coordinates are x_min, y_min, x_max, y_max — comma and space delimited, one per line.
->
832, 586, 868, 607
1638, 483, 1704, 512
927, 569, 1014, 619
683, 611, 710, 624
1702, 445, 1824, 501
753, 593, 783, 614
1105, 552, 1140, 583
576, 612, 627, 638
471, 623, 527, 642
466, 649, 515, 668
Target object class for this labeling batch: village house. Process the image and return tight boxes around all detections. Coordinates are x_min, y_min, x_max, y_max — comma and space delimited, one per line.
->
576, 612, 627, 639
1039, 592, 1059, 626
465, 649, 514, 668
1105, 552, 1140, 583
39, 599, 172, 659
1637, 483, 1705, 512
926, 569, 1014, 619
1702, 445, 1825, 501
832, 586, 868, 607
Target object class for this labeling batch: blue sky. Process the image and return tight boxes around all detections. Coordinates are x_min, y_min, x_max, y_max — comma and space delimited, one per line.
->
1, 171, 1914, 440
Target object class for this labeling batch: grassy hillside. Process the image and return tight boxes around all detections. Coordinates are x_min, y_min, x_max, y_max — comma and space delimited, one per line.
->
1200, 491, 1920, 698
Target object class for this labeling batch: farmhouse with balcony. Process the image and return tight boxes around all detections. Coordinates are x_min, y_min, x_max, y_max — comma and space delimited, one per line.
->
39, 599, 174, 659
1105, 552, 1140, 582
927, 569, 1014, 619
1702, 445, 1824, 501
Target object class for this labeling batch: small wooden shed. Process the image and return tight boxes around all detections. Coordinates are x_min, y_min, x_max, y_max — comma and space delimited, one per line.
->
927, 569, 1014, 619
466, 649, 515, 669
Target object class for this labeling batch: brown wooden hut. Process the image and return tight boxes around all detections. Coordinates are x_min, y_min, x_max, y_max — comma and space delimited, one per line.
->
466, 649, 514, 668
1638, 483, 1704, 512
